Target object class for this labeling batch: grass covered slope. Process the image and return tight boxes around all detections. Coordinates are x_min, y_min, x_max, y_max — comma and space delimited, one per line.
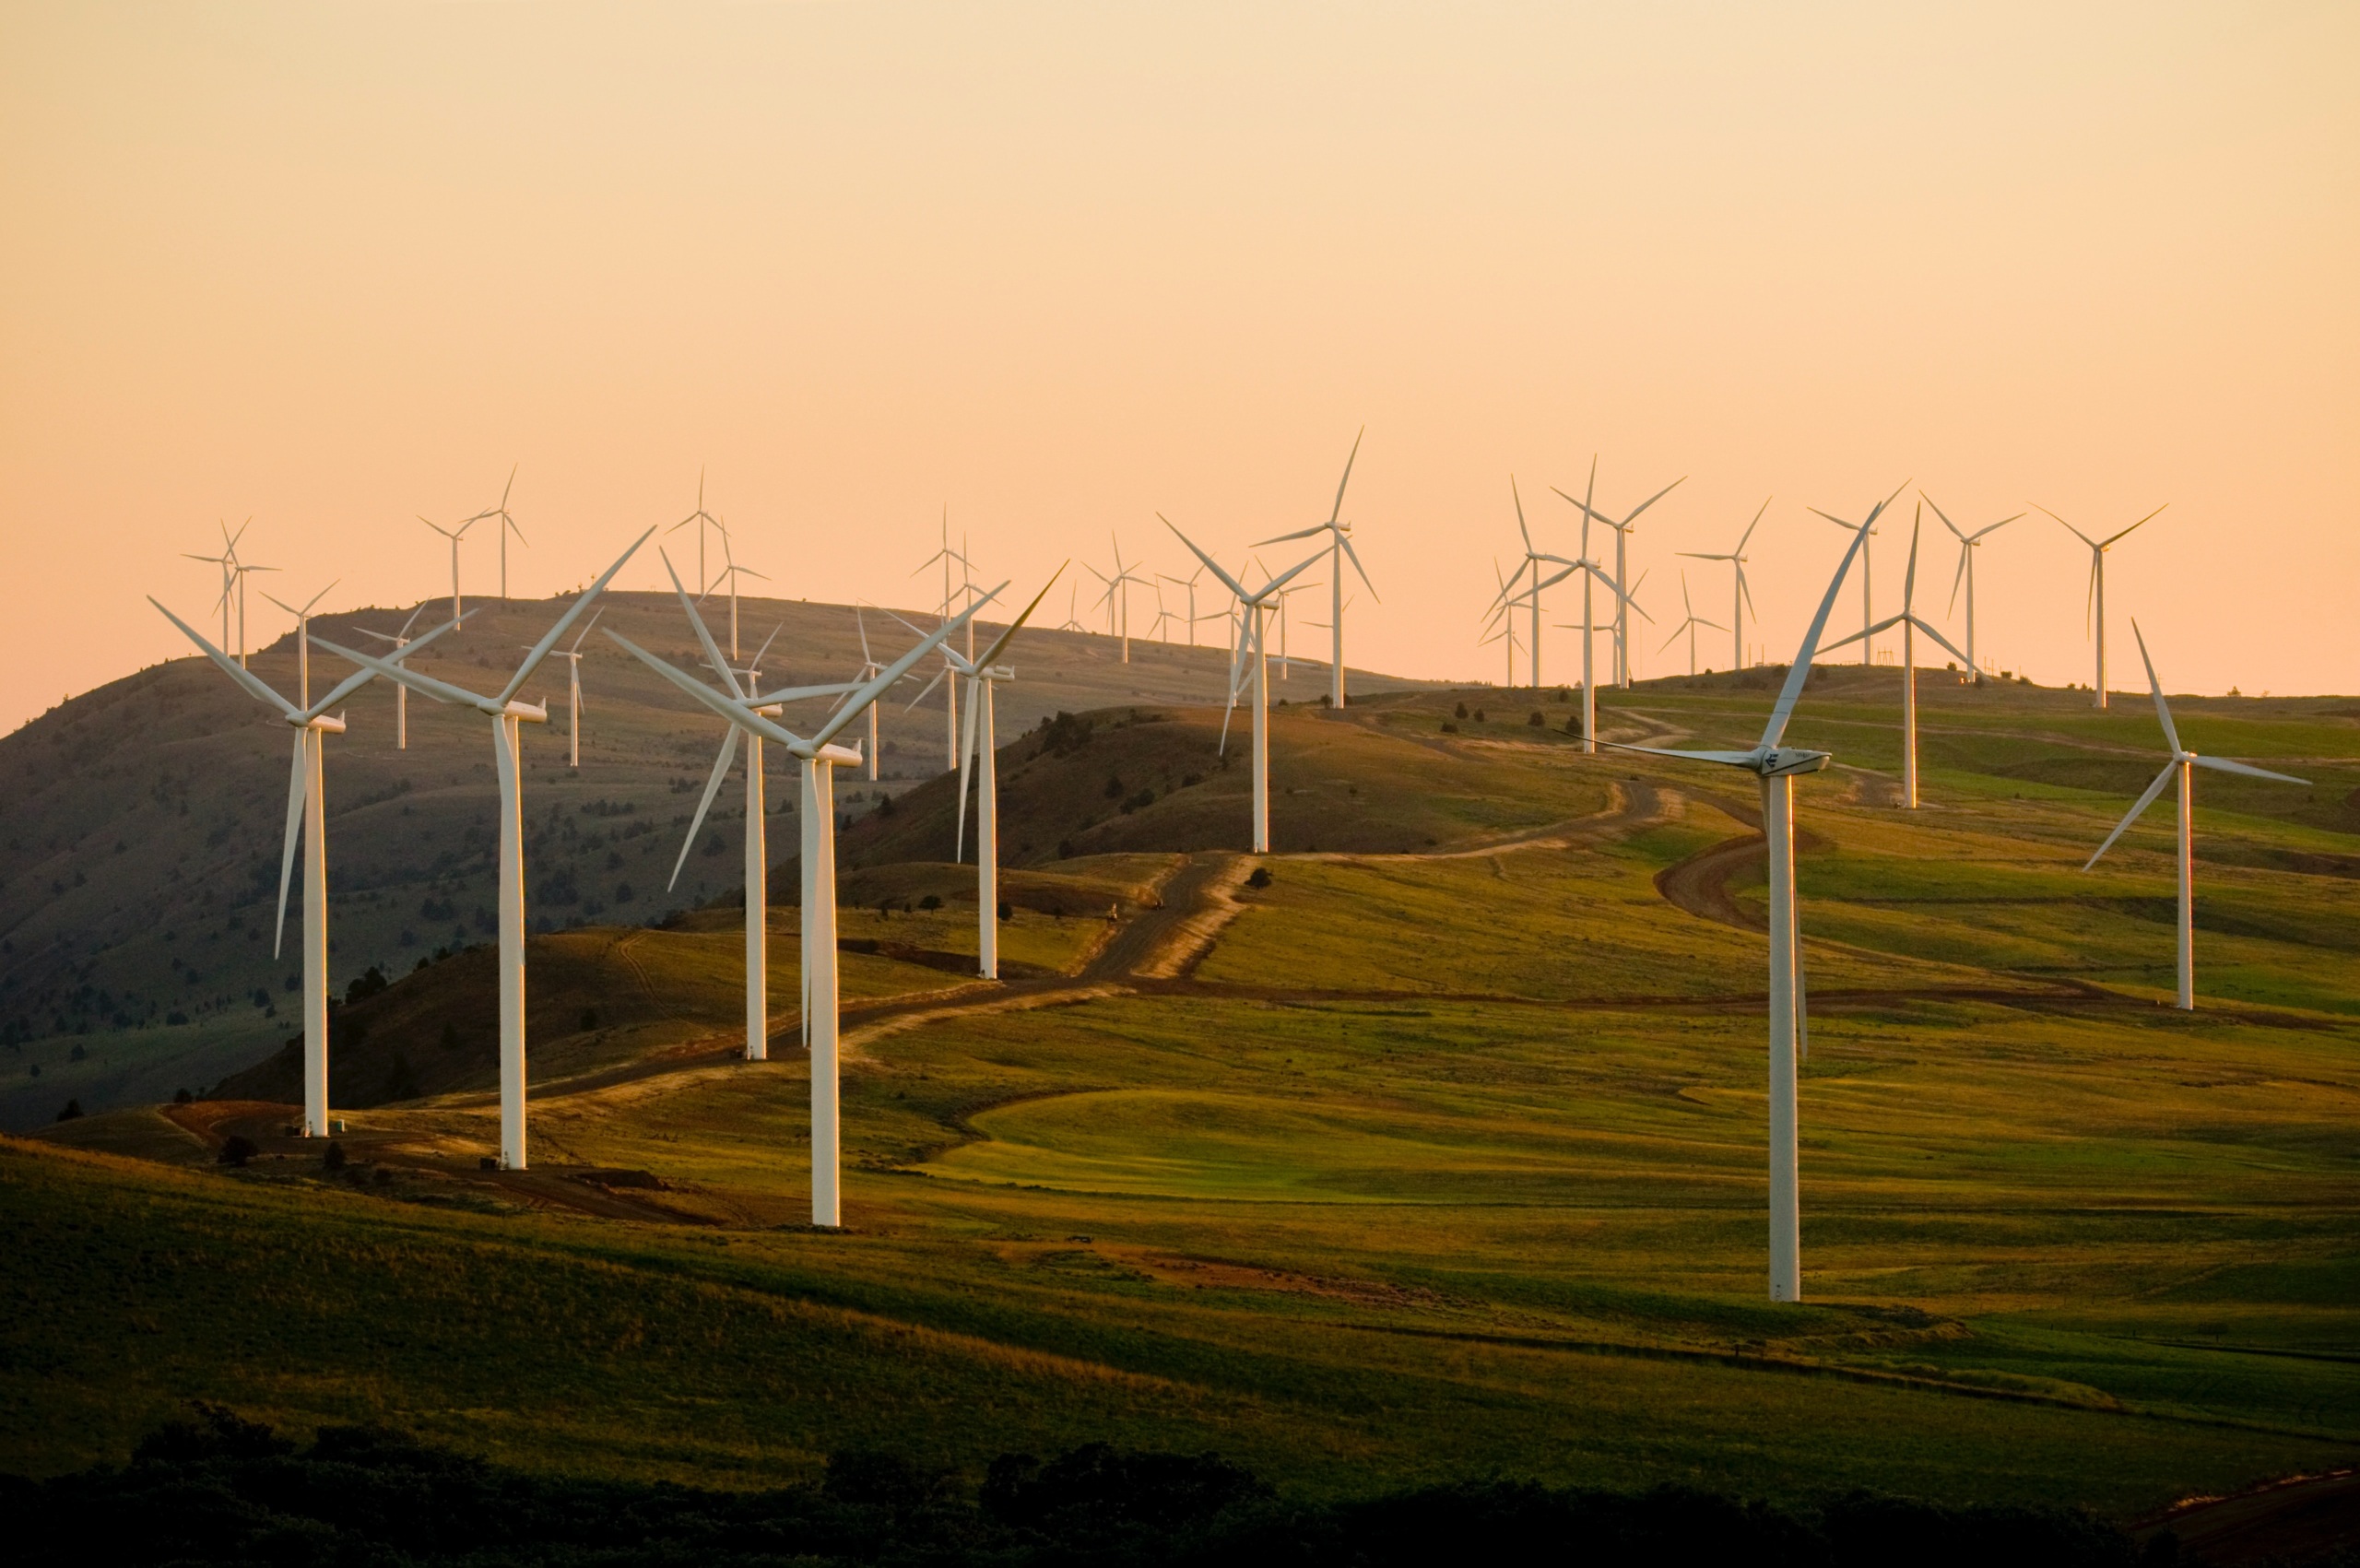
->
6, 670, 2358, 1521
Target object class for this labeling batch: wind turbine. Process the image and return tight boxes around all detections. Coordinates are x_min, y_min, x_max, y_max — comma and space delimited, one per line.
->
1810, 501, 1880, 666
919, 570, 1063, 978
705, 530, 770, 661
356, 606, 430, 749
1678, 500, 1768, 673
420, 513, 478, 624
668, 469, 725, 595
911, 513, 971, 770
1607, 483, 1900, 1303
659, 571, 858, 1068
1161, 564, 1208, 647
541, 610, 601, 769
2083, 623, 2307, 1009
1257, 428, 1375, 708
1919, 493, 2021, 685
1819, 509, 1970, 808
1162, 518, 1323, 853
467, 466, 526, 602
853, 609, 885, 781
1536, 472, 1645, 754
1090, 536, 1150, 664
149, 596, 460, 1138
2040, 502, 2165, 709
1660, 572, 1729, 678
1556, 462, 1685, 690
312, 532, 653, 1170
610, 586, 999, 1227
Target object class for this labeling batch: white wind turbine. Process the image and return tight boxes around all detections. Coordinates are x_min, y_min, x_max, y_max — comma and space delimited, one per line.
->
149, 596, 460, 1138
313, 532, 653, 1170
1678, 500, 1767, 674
1532, 472, 1644, 754
2041, 502, 2165, 709
467, 466, 526, 602
420, 513, 479, 624
1660, 572, 1728, 678
1256, 428, 1376, 708
1556, 460, 1685, 690
542, 611, 601, 769
1919, 493, 2021, 685
668, 469, 725, 595
610, 587, 999, 1227
1162, 517, 1323, 854
356, 606, 430, 749
917, 571, 1063, 979
705, 527, 770, 661
1818, 508, 1971, 809
911, 513, 972, 770
1090, 536, 1150, 664
1161, 564, 1209, 648
2083, 622, 2307, 1010
659, 573, 858, 1068
1607, 483, 1897, 1303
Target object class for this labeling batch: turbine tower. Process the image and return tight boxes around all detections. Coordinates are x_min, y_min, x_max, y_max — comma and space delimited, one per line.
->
1919, 493, 2020, 685
1609, 482, 1898, 1302
1256, 428, 1375, 709
313, 532, 652, 1170
1556, 460, 1684, 690
2083, 622, 2307, 1008
2040, 502, 2165, 709
149, 597, 459, 1138
1162, 517, 1323, 854
1677, 500, 1767, 673
611, 590, 997, 1226
1819, 508, 1970, 808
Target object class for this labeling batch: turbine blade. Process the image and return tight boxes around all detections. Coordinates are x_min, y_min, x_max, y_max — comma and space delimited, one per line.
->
273, 732, 305, 958
2083, 762, 2178, 870
2192, 755, 2310, 786
810, 586, 1003, 750
498, 526, 654, 705
669, 730, 741, 890
2130, 620, 2181, 755
605, 630, 803, 748
148, 597, 301, 720
1761, 482, 1898, 749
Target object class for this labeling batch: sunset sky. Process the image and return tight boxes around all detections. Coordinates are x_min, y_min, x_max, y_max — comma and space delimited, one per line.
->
3, 2, 2353, 734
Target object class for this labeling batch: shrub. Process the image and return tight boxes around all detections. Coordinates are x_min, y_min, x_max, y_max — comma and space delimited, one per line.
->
218, 1135, 259, 1168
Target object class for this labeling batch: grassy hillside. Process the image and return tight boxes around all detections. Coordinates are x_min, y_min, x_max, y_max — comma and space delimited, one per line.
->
7, 666, 2357, 1524
0, 595, 1431, 1127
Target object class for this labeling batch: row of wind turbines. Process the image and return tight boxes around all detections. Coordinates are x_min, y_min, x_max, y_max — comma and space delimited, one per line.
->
149, 446, 2308, 1304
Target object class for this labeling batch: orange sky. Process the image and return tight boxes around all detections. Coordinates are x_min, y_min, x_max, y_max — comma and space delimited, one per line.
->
3, 1, 2354, 735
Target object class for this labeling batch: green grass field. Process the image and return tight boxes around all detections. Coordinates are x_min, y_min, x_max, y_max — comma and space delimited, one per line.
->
7, 671, 2357, 1524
